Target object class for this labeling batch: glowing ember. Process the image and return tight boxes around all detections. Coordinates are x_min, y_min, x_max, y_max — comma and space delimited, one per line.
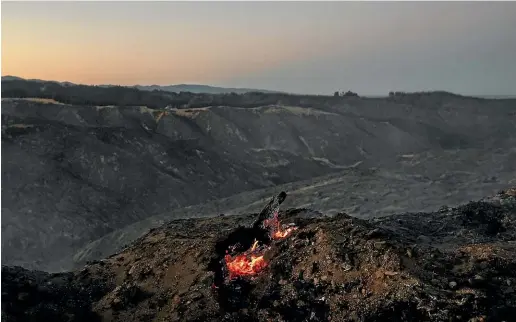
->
225, 221, 298, 279
224, 199, 298, 280
225, 239, 267, 280
250, 239, 259, 251
273, 226, 298, 239
267, 211, 298, 240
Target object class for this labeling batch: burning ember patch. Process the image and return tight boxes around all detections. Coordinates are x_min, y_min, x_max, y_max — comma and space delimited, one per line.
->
273, 226, 297, 239
224, 240, 267, 280
267, 212, 298, 240
223, 193, 297, 280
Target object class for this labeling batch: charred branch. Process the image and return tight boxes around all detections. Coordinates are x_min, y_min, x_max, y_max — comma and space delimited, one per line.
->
252, 191, 287, 236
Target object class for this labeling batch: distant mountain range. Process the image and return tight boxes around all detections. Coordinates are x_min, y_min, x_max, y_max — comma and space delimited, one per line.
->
2, 75, 515, 98
1, 75, 282, 94
133, 84, 281, 94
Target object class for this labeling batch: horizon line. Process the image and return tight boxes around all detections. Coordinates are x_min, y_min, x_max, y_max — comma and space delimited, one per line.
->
2, 75, 516, 98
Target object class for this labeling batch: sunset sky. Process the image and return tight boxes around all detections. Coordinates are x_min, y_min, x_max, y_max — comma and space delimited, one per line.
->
2, 1, 516, 95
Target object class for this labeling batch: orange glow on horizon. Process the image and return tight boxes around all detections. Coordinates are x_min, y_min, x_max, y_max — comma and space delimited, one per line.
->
1, 10, 313, 86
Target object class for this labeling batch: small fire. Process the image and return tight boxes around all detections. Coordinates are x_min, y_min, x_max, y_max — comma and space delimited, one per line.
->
273, 226, 297, 239
251, 239, 259, 251
225, 239, 267, 280
268, 211, 298, 240
224, 213, 297, 280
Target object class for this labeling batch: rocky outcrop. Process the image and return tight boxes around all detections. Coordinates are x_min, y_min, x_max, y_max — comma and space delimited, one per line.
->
2, 190, 516, 321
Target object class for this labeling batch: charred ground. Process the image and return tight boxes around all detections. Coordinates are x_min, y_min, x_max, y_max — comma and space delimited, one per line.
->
2, 85, 516, 272
2, 189, 516, 321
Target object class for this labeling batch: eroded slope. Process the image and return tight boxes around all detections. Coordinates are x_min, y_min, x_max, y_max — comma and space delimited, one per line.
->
2, 94, 515, 271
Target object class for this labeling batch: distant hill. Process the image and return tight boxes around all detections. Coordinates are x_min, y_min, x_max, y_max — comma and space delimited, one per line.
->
1, 75, 75, 87
1, 76, 281, 95
134, 84, 282, 94
0, 78, 300, 109
1, 75, 25, 82
478, 95, 516, 99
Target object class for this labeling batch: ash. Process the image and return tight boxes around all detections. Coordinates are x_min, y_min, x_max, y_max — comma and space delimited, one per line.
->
3, 189, 516, 321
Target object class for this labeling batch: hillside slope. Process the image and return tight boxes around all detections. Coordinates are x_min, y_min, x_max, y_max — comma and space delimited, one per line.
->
2, 190, 516, 321
73, 149, 516, 269
1, 92, 515, 272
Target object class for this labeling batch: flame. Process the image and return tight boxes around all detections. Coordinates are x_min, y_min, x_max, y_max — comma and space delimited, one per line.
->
273, 226, 297, 239
269, 212, 298, 240
224, 253, 267, 279
251, 239, 259, 251
224, 213, 297, 280
225, 239, 267, 280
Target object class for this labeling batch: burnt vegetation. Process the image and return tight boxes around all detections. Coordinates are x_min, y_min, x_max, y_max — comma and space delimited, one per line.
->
2, 190, 516, 321
2, 78, 516, 321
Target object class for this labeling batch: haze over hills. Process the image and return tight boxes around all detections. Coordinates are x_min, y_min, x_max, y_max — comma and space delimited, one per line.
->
4, 75, 516, 98
1, 76, 283, 95
133, 84, 282, 94
1, 78, 516, 273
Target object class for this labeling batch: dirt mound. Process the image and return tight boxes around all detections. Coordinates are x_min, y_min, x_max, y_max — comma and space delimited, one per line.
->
2, 190, 516, 321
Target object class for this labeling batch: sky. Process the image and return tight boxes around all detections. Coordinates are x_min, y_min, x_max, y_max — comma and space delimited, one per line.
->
2, 1, 516, 96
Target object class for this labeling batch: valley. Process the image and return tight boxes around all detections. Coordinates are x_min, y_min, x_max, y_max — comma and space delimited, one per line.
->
1, 82, 515, 272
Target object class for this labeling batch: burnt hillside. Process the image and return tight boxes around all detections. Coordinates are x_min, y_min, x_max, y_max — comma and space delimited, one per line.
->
1, 80, 516, 273
2, 190, 516, 321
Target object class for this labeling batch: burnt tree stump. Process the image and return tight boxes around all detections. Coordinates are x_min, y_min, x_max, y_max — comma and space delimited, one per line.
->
252, 191, 287, 240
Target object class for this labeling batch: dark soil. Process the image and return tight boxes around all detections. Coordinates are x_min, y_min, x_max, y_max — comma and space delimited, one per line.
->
2, 189, 516, 321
